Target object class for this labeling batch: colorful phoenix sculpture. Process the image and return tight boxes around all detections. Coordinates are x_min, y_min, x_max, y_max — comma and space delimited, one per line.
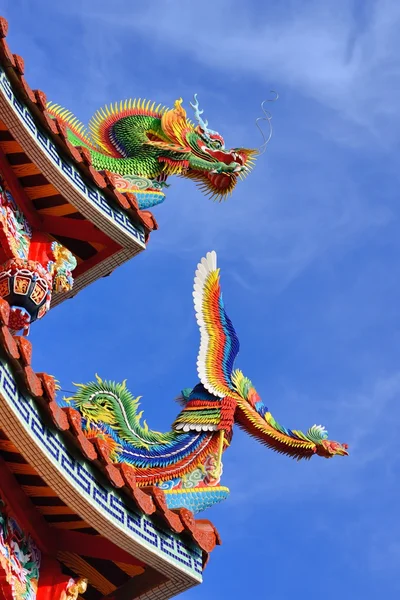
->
65, 252, 348, 513
46, 96, 256, 209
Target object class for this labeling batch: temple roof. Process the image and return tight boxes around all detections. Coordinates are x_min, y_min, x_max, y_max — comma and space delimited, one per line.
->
0, 15, 159, 307
0, 15, 220, 597
0, 296, 220, 597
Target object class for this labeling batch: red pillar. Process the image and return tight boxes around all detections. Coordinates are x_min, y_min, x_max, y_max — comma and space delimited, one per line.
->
36, 556, 71, 600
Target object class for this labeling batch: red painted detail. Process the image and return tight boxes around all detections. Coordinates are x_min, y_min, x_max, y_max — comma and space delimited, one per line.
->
36, 556, 72, 600
0, 298, 10, 326
219, 395, 236, 432
0, 570, 14, 600
77, 146, 92, 165
118, 464, 156, 516
114, 190, 130, 211
53, 120, 83, 164
133, 435, 219, 485
0, 455, 56, 555
19, 76, 36, 103
57, 530, 146, 567
93, 439, 125, 488
8, 307, 30, 334
87, 164, 107, 188
36, 372, 56, 402
33, 89, 47, 111
179, 509, 219, 554
0, 325, 19, 360
124, 192, 138, 211
40, 215, 112, 245
0, 38, 15, 68
0, 17, 9, 38
14, 336, 32, 365
46, 400, 70, 431
63, 408, 98, 461
27, 231, 54, 264
0, 148, 42, 229
148, 488, 184, 533
12, 54, 24, 75
138, 210, 158, 231
41, 112, 58, 135
22, 365, 43, 398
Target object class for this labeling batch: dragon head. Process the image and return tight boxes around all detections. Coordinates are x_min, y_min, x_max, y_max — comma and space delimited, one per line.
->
155, 96, 257, 199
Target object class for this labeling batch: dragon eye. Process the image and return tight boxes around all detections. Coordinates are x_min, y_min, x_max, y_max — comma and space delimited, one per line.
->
211, 140, 222, 149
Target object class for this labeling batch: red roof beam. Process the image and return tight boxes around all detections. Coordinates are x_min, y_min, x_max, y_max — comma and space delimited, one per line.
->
40, 214, 114, 245
56, 529, 146, 567
0, 145, 42, 229
0, 452, 56, 554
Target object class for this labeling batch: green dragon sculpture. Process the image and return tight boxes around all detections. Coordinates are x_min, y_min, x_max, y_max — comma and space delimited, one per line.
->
47, 96, 256, 209
65, 252, 348, 514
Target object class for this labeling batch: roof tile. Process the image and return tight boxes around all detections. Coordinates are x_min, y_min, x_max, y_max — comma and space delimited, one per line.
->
36, 372, 57, 403
149, 488, 185, 534
0, 324, 20, 361
77, 146, 92, 166
0, 38, 15, 67
33, 89, 47, 111
0, 16, 8, 37
14, 336, 32, 366
22, 365, 43, 398
118, 464, 156, 515
47, 400, 70, 431
63, 407, 98, 461
19, 75, 36, 103
0, 298, 10, 326
13, 54, 24, 75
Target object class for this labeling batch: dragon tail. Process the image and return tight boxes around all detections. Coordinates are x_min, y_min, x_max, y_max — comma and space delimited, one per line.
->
65, 375, 176, 449
46, 102, 98, 152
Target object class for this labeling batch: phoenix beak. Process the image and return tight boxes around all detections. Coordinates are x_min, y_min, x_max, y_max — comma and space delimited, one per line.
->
337, 445, 349, 456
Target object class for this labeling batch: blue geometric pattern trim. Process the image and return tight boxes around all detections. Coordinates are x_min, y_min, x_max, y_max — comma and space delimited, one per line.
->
0, 67, 146, 248
0, 358, 202, 579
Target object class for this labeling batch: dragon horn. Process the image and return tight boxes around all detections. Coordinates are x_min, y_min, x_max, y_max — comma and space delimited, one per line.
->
190, 94, 210, 133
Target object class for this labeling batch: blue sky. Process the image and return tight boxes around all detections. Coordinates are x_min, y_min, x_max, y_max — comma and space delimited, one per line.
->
3, 0, 400, 597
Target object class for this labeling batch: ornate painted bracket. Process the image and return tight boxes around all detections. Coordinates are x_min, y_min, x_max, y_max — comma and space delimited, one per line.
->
0, 182, 77, 334
0, 499, 40, 599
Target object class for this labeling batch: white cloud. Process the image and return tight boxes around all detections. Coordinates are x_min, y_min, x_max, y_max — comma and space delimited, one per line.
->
73, 0, 400, 143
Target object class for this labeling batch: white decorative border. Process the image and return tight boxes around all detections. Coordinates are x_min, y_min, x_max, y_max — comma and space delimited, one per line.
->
0, 356, 203, 596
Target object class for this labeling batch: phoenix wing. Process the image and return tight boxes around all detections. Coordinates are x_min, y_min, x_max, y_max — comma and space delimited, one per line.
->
193, 251, 240, 398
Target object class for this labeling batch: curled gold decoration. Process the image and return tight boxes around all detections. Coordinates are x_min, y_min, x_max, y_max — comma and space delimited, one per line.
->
66, 577, 88, 599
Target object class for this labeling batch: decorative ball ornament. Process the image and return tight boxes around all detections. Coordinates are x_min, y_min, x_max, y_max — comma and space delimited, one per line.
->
0, 259, 52, 334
